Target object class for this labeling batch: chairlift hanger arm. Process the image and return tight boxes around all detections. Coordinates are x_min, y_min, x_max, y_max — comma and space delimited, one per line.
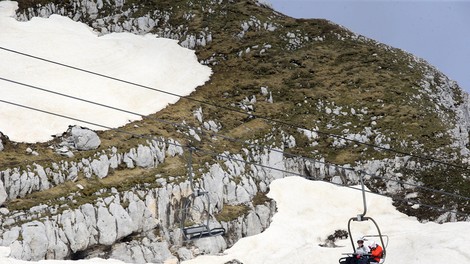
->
344, 171, 387, 262
359, 170, 367, 219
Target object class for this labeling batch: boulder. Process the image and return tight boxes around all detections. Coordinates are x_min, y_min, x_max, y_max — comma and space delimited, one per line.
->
69, 126, 101, 151
192, 234, 227, 255
243, 211, 262, 236
20, 221, 49, 261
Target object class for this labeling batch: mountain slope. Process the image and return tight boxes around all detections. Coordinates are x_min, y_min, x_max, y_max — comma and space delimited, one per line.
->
1, 0, 470, 262
11, 0, 470, 215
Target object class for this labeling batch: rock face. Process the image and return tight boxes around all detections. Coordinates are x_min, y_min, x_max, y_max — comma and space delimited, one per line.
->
0, 138, 180, 206
0, 158, 276, 263
0, 140, 411, 263
4, 192, 160, 261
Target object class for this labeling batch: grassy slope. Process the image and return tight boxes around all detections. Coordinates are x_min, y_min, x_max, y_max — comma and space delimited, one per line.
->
2, 0, 469, 220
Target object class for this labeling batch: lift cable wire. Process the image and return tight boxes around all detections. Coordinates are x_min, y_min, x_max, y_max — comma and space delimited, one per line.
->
1, 46, 469, 171
0, 99, 180, 150
0, 76, 185, 130
2, 77, 470, 203
0, 99, 468, 218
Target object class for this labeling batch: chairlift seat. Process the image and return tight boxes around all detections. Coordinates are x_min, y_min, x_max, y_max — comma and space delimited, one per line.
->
183, 225, 225, 240
182, 149, 225, 241
184, 225, 207, 235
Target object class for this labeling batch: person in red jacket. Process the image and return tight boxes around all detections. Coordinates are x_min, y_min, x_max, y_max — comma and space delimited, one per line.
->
367, 241, 383, 263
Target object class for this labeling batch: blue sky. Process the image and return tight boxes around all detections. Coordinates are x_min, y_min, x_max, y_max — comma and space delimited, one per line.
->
267, 0, 470, 93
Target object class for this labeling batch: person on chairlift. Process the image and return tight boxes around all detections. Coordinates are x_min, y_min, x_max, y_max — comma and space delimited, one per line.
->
355, 239, 369, 264
343, 239, 370, 264
367, 241, 383, 263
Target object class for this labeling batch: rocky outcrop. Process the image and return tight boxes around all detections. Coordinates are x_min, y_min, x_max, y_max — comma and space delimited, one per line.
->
0, 152, 276, 263
0, 132, 5, 152
0, 180, 8, 206
0, 137, 183, 206
3, 190, 159, 261
2, 134, 420, 263
15, 0, 216, 50
55, 126, 101, 156
110, 238, 176, 264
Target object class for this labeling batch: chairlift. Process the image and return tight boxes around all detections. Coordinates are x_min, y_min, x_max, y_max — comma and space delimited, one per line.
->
339, 171, 388, 264
180, 147, 225, 240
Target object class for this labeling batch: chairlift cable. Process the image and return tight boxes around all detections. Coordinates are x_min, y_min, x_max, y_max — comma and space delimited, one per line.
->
0, 99, 468, 218
1, 46, 469, 171
2, 75, 470, 203
0, 76, 356, 174
0, 76, 190, 131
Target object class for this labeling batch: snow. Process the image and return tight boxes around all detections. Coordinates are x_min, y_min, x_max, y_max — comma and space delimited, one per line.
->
0, 246, 126, 264
1, 178, 470, 263
182, 177, 470, 264
0, 1, 211, 143
1, 1, 469, 264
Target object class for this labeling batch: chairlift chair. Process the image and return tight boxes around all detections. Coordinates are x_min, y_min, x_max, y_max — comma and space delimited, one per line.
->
339, 171, 388, 264
180, 147, 225, 240
181, 189, 225, 240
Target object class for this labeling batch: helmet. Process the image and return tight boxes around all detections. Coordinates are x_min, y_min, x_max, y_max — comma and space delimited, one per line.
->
369, 241, 377, 248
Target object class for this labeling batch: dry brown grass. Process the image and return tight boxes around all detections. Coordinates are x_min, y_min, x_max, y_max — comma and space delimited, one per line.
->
5, 0, 464, 217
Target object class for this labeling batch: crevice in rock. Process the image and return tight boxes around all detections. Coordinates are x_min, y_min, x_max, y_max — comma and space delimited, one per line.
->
68, 244, 112, 260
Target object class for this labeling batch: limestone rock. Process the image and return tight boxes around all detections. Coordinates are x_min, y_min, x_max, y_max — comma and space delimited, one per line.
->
0, 180, 7, 206
1, 227, 19, 246
192, 234, 227, 255
0, 131, 5, 151
109, 202, 136, 239
91, 155, 109, 178
177, 247, 193, 261
0, 207, 9, 215
110, 240, 175, 264
61, 210, 90, 252
166, 139, 183, 156
20, 221, 49, 261
224, 260, 243, 264
69, 126, 101, 151
44, 220, 69, 259
127, 194, 147, 231
34, 164, 50, 190
96, 205, 117, 245
243, 211, 262, 236
135, 145, 155, 168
